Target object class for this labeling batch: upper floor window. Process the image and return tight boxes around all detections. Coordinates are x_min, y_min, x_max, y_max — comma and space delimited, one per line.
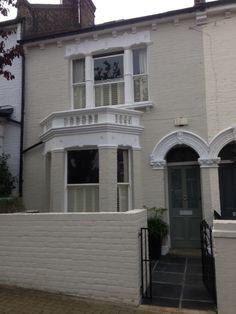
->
72, 59, 85, 109
94, 53, 125, 107
72, 47, 148, 109
133, 48, 148, 102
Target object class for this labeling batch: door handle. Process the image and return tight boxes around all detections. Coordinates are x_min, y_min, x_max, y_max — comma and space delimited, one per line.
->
183, 195, 188, 201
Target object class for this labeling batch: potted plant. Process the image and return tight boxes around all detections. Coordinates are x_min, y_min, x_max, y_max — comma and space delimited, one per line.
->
145, 206, 169, 260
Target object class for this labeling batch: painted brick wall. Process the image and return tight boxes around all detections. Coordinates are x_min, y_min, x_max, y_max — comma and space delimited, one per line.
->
141, 18, 207, 209
213, 220, 236, 314
0, 209, 147, 305
203, 13, 236, 141
23, 18, 208, 212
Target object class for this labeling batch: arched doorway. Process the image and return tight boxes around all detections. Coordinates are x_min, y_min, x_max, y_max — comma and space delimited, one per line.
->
167, 145, 202, 248
218, 142, 236, 219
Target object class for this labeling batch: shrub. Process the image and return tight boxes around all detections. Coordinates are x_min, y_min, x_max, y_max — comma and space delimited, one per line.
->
0, 153, 16, 197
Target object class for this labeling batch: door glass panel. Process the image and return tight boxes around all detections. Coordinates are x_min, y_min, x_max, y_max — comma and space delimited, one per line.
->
171, 168, 183, 209
186, 168, 199, 209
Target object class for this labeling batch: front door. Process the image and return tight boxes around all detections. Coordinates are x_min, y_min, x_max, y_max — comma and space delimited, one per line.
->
219, 163, 236, 219
168, 166, 202, 248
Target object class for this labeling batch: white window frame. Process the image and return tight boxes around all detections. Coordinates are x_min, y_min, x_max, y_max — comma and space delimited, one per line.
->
94, 53, 125, 107
66, 148, 99, 212
117, 148, 132, 212
132, 47, 149, 103
70, 46, 151, 110
71, 58, 86, 109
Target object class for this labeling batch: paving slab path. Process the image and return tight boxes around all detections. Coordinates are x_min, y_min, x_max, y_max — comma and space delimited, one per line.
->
0, 285, 216, 314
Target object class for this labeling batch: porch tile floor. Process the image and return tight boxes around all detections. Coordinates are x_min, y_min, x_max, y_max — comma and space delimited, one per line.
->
144, 254, 216, 311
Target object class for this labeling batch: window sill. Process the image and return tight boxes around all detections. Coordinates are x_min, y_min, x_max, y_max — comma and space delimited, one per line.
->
115, 101, 153, 110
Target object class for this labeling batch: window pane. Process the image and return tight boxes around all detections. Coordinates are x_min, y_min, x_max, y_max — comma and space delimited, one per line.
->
117, 149, 129, 183
94, 55, 123, 81
95, 82, 124, 106
73, 84, 85, 109
68, 150, 99, 184
117, 184, 129, 212
134, 75, 148, 102
166, 146, 199, 162
170, 168, 183, 209
73, 59, 85, 83
219, 142, 236, 161
68, 185, 99, 212
133, 48, 147, 75
186, 168, 199, 209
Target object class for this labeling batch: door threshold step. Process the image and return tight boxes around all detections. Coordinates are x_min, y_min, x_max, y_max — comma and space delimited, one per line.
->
139, 304, 216, 314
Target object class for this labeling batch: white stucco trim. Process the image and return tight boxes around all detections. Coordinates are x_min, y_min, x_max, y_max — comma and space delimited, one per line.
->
65, 30, 151, 58
209, 126, 236, 159
150, 130, 209, 169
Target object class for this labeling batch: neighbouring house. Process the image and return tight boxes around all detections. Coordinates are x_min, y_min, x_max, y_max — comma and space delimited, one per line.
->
0, 19, 22, 196
19, 0, 236, 254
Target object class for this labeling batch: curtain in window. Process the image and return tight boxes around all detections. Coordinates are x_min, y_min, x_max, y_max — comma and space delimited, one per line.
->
117, 149, 129, 183
138, 49, 147, 74
73, 59, 85, 83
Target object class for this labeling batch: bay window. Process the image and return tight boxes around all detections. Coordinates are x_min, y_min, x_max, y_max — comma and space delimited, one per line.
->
67, 149, 99, 212
72, 59, 86, 109
133, 48, 148, 102
72, 47, 148, 109
94, 53, 125, 106
117, 149, 130, 212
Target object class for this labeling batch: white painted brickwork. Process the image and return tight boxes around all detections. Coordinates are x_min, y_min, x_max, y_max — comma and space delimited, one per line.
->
0, 209, 147, 305
213, 220, 236, 314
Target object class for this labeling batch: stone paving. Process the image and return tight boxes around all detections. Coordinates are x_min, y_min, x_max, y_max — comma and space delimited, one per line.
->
0, 285, 159, 314
0, 285, 216, 314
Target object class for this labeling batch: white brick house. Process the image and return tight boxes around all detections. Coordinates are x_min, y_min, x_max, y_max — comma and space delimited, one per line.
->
0, 19, 22, 196
20, 0, 236, 252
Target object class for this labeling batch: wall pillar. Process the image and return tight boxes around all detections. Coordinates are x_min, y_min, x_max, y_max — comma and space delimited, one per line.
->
85, 54, 94, 108
99, 146, 117, 212
132, 149, 143, 209
50, 149, 65, 212
200, 165, 220, 223
124, 47, 134, 104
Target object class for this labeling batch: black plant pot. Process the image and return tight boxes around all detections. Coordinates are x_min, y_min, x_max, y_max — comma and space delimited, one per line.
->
148, 234, 162, 260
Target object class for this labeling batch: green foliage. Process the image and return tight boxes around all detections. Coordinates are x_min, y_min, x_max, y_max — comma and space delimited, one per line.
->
0, 197, 25, 213
144, 206, 169, 240
0, 0, 24, 80
0, 153, 16, 197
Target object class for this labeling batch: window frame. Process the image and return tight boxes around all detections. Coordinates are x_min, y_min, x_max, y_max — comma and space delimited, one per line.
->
66, 148, 99, 212
94, 52, 125, 107
117, 148, 132, 212
132, 47, 149, 103
71, 45, 150, 110
71, 58, 86, 109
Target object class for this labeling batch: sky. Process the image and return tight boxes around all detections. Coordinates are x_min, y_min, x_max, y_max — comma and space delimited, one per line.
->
1, 0, 216, 24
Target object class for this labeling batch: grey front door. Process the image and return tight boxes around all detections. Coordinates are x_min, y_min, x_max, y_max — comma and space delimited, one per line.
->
219, 163, 236, 219
168, 166, 202, 248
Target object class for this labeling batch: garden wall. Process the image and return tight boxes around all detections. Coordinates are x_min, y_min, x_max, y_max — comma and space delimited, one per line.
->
213, 220, 236, 314
0, 209, 147, 305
